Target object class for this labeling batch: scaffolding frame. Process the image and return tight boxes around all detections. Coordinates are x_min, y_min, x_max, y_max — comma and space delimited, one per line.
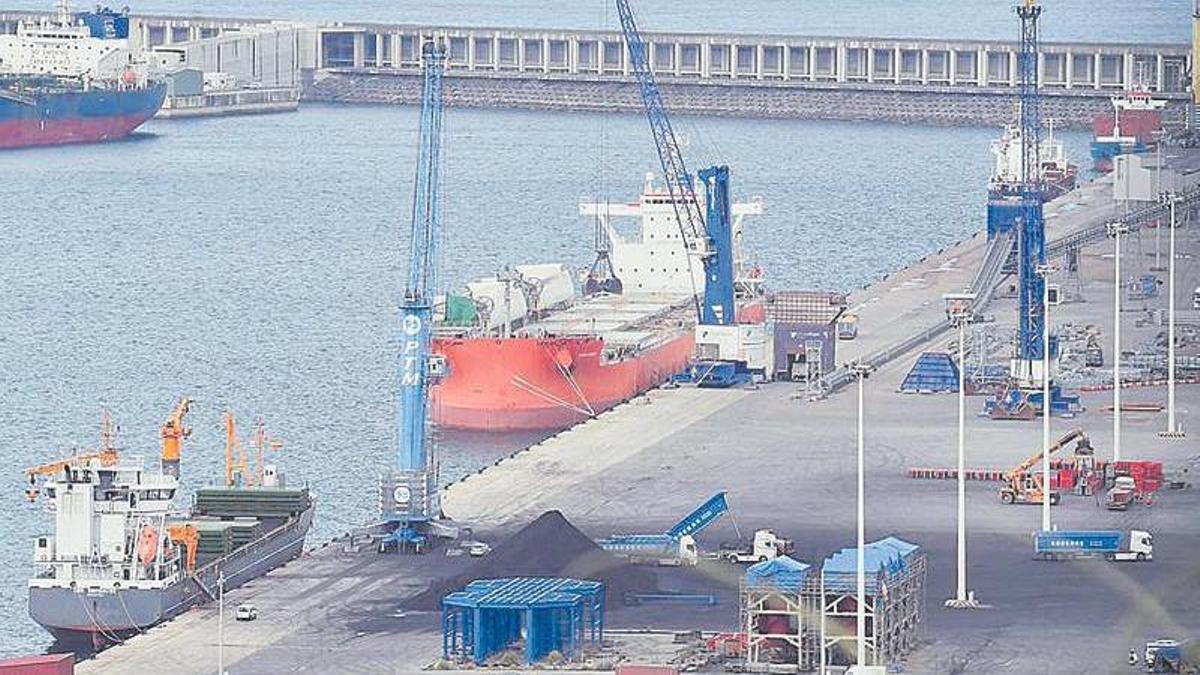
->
814, 547, 927, 671
740, 576, 822, 671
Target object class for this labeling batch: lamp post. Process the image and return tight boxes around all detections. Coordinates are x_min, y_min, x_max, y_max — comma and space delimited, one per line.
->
943, 293, 981, 609
851, 361, 872, 667
1107, 222, 1130, 463
1036, 263, 1056, 532
1159, 193, 1186, 439
218, 571, 226, 675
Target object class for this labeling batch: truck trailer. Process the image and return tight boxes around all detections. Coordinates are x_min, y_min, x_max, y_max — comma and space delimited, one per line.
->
1033, 529, 1153, 561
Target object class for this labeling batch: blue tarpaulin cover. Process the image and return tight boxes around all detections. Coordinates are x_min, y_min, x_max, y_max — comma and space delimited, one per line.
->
745, 555, 811, 590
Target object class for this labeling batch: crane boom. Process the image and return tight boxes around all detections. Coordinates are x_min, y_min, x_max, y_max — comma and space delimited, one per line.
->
616, 0, 710, 258
160, 397, 191, 478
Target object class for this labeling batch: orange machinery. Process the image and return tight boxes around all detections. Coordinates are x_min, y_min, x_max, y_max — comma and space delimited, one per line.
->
166, 523, 198, 572
160, 397, 192, 479
224, 412, 283, 487
999, 428, 1092, 505
24, 410, 120, 501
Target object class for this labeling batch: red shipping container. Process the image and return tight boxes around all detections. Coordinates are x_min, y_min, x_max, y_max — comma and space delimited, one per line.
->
0, 654, 73, 675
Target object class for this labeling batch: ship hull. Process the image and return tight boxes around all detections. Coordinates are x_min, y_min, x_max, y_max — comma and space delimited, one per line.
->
433, 330, 695, 431
0, 82, 165, 150
29, 503, 313, 645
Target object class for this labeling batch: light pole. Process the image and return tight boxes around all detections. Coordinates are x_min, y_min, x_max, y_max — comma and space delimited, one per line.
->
1036, 263, 1056, 532
851, 361, 872, 667
1108, 222, 1130, 463
943, 293, 981, 609
1159, 193, 1186, 439
218, 571, 226, 675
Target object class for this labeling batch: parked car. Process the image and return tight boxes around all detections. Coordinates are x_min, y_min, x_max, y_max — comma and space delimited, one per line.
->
235, 603, 258, 621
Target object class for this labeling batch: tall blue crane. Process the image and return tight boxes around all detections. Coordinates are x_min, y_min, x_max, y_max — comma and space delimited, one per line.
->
1015, 0, 1046, 380
616, 0, 735, 328
381, 38, 453, 551
986, 0, 1080, 419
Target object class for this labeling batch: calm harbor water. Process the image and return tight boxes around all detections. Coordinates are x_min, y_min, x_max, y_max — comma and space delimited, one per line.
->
0, 0, 1166, 658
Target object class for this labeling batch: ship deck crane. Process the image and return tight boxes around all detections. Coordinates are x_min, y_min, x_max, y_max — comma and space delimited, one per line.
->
24, 409, 120, 501
160, 397, 191, 479
617, 0, 758, 387
380, 37, 458, 552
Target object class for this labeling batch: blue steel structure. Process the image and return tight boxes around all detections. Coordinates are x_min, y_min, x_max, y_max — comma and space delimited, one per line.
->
1015, 0, 1047, 375
616, 0, 736, 328
442, 578, 605, 665
900, 352, 960, 394
381, 38, 452, 550
984, 0, 1081, 418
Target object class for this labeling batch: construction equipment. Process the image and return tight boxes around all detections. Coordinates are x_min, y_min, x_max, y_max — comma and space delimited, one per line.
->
998, 427, 1094, 504
600, 491, 732, 566
24, 409, 120, 501
1033, 529, 1153, 561
167, 523, 199, 572
617, 0, 764, 387
379, 36, 457, 552
159, 397, 191, 478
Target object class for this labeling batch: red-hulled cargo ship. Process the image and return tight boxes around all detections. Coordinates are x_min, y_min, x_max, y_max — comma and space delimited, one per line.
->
0, 4, 164, 149
432, 175, 764, 431
1090, 88, 1165, 173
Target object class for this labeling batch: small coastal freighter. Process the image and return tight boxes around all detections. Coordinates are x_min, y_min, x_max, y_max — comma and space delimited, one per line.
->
26, 404, 314, 648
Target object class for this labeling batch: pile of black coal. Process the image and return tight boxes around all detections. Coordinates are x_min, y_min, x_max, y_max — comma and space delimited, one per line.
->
407, 510, 658, 609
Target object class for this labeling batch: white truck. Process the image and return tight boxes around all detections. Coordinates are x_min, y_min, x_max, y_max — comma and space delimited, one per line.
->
720, 529, 793, 564
1033, 529, 1153, 561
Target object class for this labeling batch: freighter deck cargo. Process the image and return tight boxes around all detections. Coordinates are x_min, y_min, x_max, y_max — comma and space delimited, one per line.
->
432, 175, 764, 431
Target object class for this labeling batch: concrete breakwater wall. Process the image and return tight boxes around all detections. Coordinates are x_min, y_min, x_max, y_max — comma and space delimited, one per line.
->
306, 70, 1141, 127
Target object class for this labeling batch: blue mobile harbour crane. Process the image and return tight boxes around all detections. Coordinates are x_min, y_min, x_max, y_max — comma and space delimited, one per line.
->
985, 0, 1081, 420
616, 0, 768, 388
379, 38, 460, 552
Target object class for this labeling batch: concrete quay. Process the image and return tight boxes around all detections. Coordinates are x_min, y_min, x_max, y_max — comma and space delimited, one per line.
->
75, 162, 1200, 673
1, 9, 1192, 124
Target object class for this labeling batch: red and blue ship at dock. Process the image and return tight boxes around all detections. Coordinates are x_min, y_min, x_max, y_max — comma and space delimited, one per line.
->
0, 78, 165, 149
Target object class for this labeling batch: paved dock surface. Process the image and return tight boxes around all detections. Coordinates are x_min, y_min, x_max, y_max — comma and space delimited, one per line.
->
79, 173, 1200, 673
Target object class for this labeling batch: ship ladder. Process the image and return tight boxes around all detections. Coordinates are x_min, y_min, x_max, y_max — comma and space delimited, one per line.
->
510, 375, 594, 419
541, 345, 597, 417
